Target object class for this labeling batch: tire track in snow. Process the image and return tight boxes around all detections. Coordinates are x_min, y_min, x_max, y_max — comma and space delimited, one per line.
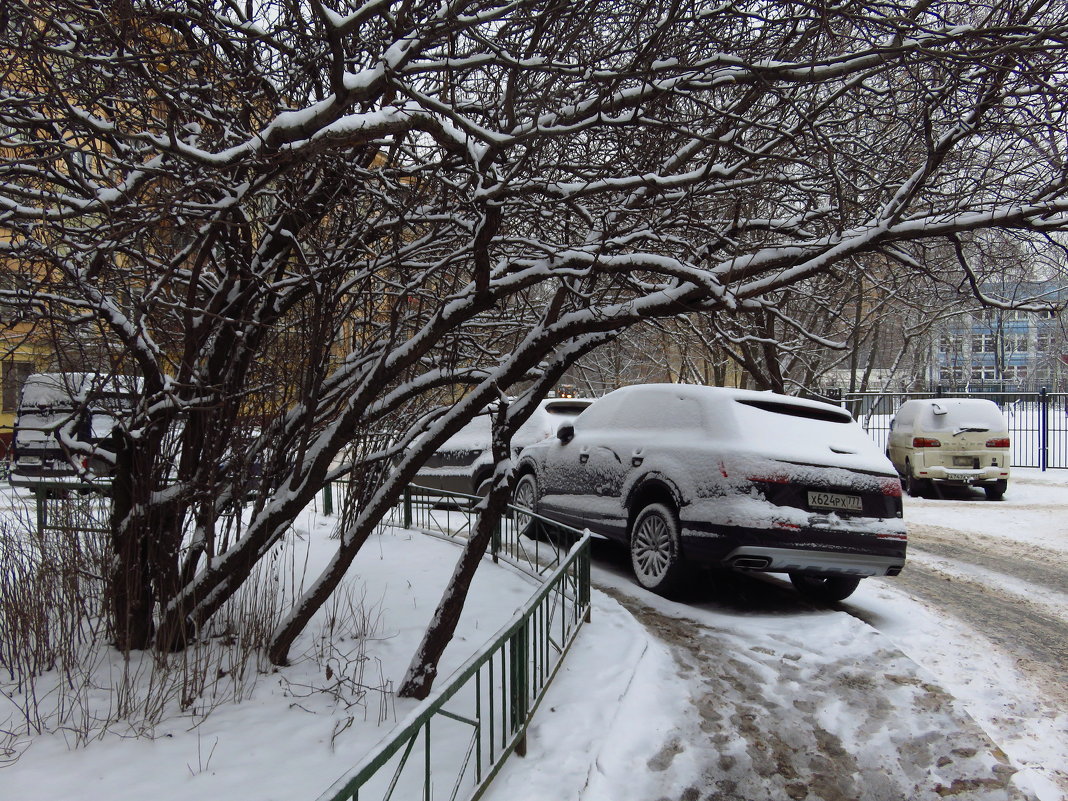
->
888, 553, 1068, 716
907, 523, 1068, 592
596, 580, 1030, 801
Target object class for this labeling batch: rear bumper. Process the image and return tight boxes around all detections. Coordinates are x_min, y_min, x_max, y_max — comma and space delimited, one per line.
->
917, 465, 1008, 484
679, 520, 906, 576
722, 546, 904, 577
10, 465, 78, 487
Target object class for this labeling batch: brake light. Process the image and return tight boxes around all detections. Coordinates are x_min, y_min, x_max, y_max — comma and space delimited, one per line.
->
912, 437, 941, 448
746, 473, 790, 484
986, 437, 1010, 448
879, 478, 903, 497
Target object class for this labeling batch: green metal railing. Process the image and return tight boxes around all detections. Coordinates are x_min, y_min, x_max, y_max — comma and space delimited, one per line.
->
317, 484, 592, 801
391, 485, 581, 579
30, 480, 112, 536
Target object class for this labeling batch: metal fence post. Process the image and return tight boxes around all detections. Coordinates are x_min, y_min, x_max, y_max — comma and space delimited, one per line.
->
35, 486, 46, 535
403, 487, 413, 528
509, 626, 529, 757
1040, 387, 1049, 471
323, 481, 333, 516
581, 545, 592, 624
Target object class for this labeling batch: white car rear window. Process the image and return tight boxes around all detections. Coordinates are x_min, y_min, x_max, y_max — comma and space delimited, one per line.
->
921, 400, 1006, 432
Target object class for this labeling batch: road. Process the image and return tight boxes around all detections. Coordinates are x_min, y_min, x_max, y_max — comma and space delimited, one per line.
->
879, 521, 1068, 714
586, 472, 1068, 800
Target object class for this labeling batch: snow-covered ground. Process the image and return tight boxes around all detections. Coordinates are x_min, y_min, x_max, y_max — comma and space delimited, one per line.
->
489, 468, 1068, 801
2, 469, 1066, 800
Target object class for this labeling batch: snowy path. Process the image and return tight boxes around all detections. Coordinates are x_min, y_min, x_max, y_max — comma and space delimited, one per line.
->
587, 566, 1032, 801
845, 471, 1068, 800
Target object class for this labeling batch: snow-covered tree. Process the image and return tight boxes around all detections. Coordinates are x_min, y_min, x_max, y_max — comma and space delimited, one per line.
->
2, 0, 1067, 692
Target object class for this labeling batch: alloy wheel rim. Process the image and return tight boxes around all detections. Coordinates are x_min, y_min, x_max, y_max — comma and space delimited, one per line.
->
514, 478, 535, 509
633, 514, 671, 580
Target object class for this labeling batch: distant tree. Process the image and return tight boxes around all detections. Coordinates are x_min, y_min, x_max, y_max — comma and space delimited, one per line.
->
1, 0, 1067, 696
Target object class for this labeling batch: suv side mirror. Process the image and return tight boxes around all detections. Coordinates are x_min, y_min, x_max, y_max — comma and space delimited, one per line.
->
557, 423, 575, 443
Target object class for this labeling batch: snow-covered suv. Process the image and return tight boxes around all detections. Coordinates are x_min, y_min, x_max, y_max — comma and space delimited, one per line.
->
9, 373, 140, 488
512, 384, 906, 600
415, 397, 593, 496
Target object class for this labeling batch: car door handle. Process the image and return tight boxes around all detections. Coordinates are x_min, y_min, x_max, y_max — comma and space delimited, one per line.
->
579, 446, 590, 464
631, 449, 644, 467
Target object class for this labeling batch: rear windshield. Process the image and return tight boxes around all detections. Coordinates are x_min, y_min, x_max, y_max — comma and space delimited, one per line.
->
922, 401, 1006, 431
735, 399, 852, 424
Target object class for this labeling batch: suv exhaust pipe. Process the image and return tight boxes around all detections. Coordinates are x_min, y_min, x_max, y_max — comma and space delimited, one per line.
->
732, 556, 772, 570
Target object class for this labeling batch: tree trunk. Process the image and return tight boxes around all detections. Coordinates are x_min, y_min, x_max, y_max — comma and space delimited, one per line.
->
109, 436, 155, 651
397, 475, 511, 700
265, 520, 377, 665
397, 407, 514, 700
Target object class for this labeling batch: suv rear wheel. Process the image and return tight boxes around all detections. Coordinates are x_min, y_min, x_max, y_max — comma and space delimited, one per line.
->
904, 461, 927, 498
630, 503, 688, 596
512, 472, 537, 510
984, 479, 1007, 500
789, 573, 861, 602
512, 472, 543, 540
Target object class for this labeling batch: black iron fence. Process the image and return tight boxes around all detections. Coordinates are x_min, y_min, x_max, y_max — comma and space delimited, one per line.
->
840, 390, 1068, 470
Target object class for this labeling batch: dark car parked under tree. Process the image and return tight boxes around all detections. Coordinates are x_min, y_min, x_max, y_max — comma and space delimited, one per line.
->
512, 384, 906, 601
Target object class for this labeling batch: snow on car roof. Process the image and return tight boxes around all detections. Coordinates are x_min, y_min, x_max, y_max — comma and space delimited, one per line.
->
18, 372, 141, 409
604, 383, 847, 412
601, 383, 855, 427
594, 384, 889, 472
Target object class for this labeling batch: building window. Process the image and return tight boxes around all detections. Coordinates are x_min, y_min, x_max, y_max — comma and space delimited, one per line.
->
1005, 334, 1029, 354
2, 360, 34, 412
1003, 365, 1029, 381
1036, 332, 1053, 353
972, 333, 996, 353
939, 335, 964, 355
970, 365, 997, 381
1033, 367, 1054, 385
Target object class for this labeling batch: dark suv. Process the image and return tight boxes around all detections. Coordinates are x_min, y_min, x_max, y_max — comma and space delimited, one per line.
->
9, 373, 139, 488
512, 384, 906, 600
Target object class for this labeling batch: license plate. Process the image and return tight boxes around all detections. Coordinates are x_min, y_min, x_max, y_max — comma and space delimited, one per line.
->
952, 456, 976, 467
808, 491, 862, 512
946, 472, 973, 480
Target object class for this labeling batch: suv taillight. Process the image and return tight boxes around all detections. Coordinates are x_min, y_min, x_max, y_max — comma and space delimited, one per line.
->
912, 437, 941, 448
986, 437, 1010, 448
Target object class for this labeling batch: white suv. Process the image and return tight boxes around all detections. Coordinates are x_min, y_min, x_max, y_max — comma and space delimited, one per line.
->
886, 398, 1010, 499
415, 397, 593, 496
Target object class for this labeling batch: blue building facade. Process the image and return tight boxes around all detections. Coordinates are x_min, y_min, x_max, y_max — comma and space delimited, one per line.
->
932, 283, 1067, 392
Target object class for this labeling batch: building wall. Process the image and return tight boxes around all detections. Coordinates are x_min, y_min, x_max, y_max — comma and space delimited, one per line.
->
932, 308, 1065, 392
